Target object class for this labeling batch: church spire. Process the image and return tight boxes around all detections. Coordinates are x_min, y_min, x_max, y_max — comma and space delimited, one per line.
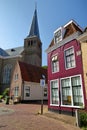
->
28, 7, 40, 39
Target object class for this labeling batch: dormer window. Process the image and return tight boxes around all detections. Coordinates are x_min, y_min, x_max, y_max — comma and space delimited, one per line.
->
54, 27, 65, 44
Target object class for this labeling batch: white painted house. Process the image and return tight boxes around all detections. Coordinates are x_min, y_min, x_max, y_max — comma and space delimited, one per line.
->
10, 61, 48, 102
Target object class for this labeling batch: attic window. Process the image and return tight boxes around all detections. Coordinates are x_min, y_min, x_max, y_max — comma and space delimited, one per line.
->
11, 49, 15, 52
54, 27, 65, 44
54, 29, 62, 44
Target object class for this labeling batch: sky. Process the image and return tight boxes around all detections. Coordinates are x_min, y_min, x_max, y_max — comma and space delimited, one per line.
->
0, 0, 87, 66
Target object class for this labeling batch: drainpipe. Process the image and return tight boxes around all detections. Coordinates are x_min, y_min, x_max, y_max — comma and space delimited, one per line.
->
22, 80, 24, 101
59, 89, 61, 114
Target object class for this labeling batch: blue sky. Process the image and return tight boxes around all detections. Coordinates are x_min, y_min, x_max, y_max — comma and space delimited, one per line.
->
0, 0, 87, 66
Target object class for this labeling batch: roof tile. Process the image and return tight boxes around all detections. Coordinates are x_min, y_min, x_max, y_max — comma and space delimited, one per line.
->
19, 61, 47, 83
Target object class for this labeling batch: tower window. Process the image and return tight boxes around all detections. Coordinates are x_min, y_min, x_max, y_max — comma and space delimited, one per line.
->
28, 40, 33, 46
33, 40, 36, 44
28, 41, 31, 46
31, 40, 33, 46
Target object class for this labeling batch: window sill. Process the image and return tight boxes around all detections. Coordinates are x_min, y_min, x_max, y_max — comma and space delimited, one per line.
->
65, 66, 76, 70
50, 104, 59, 106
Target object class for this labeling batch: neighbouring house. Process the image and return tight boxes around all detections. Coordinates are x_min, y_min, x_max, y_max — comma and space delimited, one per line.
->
10, 61, 48, 102
46, 19, 87, 115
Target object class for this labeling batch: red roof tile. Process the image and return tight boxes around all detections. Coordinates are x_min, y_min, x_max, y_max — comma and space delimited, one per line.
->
18, 61, 47, 83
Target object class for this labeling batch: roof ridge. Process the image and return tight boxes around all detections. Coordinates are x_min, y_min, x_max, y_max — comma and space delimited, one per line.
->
18, 61, 47, 70
5, 46, 23, 50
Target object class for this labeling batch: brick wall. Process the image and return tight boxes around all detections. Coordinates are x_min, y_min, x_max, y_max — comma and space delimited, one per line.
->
81, 42, 87, 100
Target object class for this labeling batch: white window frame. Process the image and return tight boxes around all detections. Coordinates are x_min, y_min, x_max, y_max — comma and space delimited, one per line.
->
14, 86, 19, 97
51, 54, 59, 73
64, 46, 76, 70
25, 86, 30, 97
54, 27, 63, 44
60, 75, 84, 108
50, 79, 59, 106
54, 27, 65, 44
14, 73, 18, 81
61, 77, 72, 106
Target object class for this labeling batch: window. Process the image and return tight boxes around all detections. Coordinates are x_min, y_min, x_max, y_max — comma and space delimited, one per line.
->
33, 40, 36, 44
54, 29, 62, 43
3, 64, 12, 84
52, 55, 59, 73
31, 40, 33, 46
28, 41, 31, 46
14, 87, 19, 96
28, 40, 33, 47
25, 86, 30, 97
50, 80, 59, 105
14, 73, 18, 81
61, 78, 71, 105
71, 76, 83, 106
65, 47, 75, 69
54, 27, 65, 44
61, 75, 83, 107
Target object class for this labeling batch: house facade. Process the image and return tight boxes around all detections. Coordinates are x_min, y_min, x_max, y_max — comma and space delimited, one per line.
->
46, 20, 87, 114
10, 61, 47, 102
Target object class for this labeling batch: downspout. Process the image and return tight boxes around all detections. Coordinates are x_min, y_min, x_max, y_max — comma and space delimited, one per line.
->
21, 80, 24, 101
59, 89, 61, 114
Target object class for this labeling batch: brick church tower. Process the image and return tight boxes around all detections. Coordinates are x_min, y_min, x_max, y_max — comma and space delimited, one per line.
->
23, 8, 42, 66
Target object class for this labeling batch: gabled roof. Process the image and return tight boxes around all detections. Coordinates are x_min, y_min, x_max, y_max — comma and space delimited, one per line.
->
0, 48, 9, 57
49, 20, 83, 47
63, 20, 83, 38
5, 46, 24, 56
19, 61, 47, 83
27, 8, 40, 39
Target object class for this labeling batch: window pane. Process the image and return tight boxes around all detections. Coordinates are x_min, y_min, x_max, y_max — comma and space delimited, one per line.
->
14, 87, 19, 96
72, 76, 83, 106
61, 79, 71, 105
71, 76, 80, 86
50, 80, 59, 105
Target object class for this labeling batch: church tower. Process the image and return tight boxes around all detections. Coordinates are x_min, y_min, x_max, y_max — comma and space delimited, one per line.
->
23, 8, 42, 66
